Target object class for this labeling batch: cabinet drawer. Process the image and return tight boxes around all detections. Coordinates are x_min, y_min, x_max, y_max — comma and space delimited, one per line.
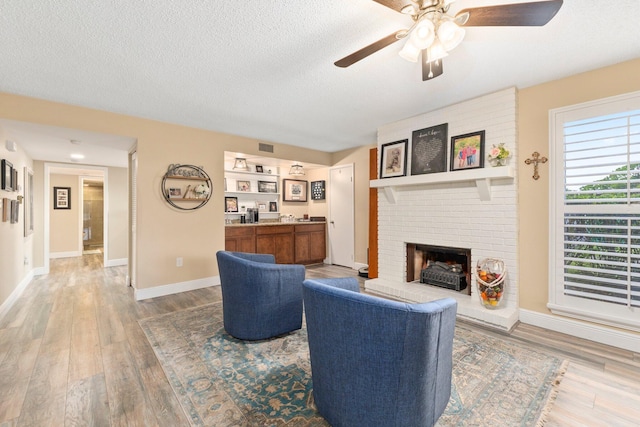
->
225, 226, 255, 237
295, 223, 325, 233
256, 225, 294, 235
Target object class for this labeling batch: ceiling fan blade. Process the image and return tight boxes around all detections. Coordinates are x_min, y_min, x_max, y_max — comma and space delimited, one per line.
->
457, 0, 563, 27
422, 56, 444, 81
372, 0, 413, 13
335, 32, 401, 68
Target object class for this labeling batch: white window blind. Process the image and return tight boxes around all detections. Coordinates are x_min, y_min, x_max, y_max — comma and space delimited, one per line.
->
550, 92, 640, 332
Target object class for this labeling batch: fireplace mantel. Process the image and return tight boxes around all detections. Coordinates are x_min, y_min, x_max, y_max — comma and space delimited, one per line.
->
370, 166, 514, 202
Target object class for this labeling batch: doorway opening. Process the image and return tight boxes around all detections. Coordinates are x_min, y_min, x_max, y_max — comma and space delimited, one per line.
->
82, 178, 104, 255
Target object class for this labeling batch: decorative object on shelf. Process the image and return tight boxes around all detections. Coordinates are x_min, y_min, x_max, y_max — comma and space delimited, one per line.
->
269, 201, 278, 212
283, 179, 308, 202
380, 139, 408, 179
451, 130, 485, 171
194, 184, 210, 198
475, 258, 506, 309
162, 164, 212, 210
225, 197, 238, 212
524, 151, 548, 180
289, 163, 305, 176
1, 159, 13, 191
256, 201, 267, 211
258, 180, 277, 193
53, 186, 71, 209
311, 180, 326, 200
487, 142, 511, 167
411, 123, 448, 175
255, 165, 263, 173
233, 158, 249, 171
237, 180, 251, 192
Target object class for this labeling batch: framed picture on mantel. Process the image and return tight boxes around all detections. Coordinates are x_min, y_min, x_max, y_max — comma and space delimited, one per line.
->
379, 139, 407, 179
410, 123, 447, 175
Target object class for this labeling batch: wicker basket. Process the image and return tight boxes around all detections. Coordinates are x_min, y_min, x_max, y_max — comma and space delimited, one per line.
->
474, 258, 506, 309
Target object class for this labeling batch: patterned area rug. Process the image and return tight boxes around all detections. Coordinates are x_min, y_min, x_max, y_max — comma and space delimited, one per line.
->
139, 303, 567, 427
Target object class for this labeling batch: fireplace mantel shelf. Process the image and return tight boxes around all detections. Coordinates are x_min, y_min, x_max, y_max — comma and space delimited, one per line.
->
370, 166, 515, 202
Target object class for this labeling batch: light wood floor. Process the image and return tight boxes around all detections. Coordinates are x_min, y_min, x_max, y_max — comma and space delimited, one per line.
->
0, 257, 638, 426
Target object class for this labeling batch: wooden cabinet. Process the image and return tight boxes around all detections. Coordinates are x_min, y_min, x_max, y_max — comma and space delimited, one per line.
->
224, 223, 326, 265
225, 226, 255, 253
256, 225, 295, 264
294, 224, 326, 265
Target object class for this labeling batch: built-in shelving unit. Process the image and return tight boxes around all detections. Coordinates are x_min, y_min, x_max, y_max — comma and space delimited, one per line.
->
224, 167, 280, 219
370, 166, 515, 202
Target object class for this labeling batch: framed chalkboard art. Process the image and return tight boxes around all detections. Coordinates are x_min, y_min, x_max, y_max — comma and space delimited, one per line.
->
410, 123, 448, 175
380, 139, 408, 179
450, 130, 485, 171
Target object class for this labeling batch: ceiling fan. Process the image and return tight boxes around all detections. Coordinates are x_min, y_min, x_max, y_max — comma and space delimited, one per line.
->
335, 0, 563, 81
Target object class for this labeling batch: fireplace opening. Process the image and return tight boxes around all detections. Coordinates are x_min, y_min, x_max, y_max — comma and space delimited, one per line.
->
406, 243, 472, 295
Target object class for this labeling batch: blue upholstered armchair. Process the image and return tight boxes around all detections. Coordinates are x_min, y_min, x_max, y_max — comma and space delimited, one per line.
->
302, 278, 458, 427
216, 251, 305, 340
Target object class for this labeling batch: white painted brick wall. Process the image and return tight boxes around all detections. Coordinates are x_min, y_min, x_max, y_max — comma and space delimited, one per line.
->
376, 88, 520, 317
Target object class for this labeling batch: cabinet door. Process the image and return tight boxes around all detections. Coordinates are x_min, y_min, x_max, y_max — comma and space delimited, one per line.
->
225, 227, 256, 253
309, 229, 326, 263
294, 233, 311, 264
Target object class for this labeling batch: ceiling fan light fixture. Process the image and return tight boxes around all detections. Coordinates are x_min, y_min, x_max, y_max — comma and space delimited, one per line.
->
426, 39, 449, 63
400, 4, 417, 15
399, 40, 421, 62
412, 19, 435, 49
437, 20, 465, 51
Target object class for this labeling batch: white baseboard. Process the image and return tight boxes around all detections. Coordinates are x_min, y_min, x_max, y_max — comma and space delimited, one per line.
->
50, 251, 82, 259
354, 262, 367, 271
34, 266, 47, 276
105, 258, 127, 267
0, 269, 34, 323
134, 276, 221, 301
519, 308, 640, 353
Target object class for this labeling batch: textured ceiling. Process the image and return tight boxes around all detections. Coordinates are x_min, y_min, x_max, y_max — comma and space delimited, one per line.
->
1, 0, 640, 160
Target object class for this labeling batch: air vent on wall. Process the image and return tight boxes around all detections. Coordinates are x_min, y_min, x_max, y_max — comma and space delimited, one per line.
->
259, 142, 274, 153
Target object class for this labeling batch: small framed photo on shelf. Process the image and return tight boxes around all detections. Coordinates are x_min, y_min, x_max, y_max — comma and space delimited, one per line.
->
379, 139, 408, 179
53, 186, 71, 209
257, 201, 267, 211
237, 180, 251, 192
283, 179, 308, 202
269, 201, 278, 212
225, 196, 238, 212
255, 165, 264, 173
168, 188, 182, 199
258, 180, 277, 193
450, 130, 485, 171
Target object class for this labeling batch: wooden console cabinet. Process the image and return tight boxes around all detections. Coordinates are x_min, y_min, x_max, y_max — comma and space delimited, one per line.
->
225, 223, 326, 265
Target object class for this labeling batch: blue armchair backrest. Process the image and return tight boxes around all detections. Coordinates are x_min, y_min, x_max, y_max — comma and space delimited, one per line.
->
302, 278, 457, 427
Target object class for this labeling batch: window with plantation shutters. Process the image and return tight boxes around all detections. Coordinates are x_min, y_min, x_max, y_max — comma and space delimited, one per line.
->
549, 92, 640, 332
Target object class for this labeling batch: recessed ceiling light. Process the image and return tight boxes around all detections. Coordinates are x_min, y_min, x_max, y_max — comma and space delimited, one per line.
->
70, 153, 85, 160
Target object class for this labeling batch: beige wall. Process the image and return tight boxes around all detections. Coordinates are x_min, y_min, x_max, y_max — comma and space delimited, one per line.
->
0, 92, 333, 292
519, 58, 640, 314
108, 167, 128, 261
50, 174, 80, 254
0, 124, 34, 307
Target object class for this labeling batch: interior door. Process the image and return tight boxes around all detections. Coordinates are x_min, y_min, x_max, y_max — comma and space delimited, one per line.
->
329, 164, 355, 268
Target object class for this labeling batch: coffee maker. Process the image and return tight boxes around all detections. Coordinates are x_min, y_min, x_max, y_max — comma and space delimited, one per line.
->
246, 208, 259, 224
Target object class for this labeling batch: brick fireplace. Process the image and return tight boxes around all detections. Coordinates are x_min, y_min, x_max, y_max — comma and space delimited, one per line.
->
365, 88, 520, 331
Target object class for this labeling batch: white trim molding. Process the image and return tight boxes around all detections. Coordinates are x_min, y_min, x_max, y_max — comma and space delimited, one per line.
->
0, 270, 34, 323
105, 258, 127, 267
134, 276, 221, 301
519, 308, 640, 353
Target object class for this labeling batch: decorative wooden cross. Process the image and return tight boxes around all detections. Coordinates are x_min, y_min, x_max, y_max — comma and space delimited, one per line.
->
524, 152, 548, 180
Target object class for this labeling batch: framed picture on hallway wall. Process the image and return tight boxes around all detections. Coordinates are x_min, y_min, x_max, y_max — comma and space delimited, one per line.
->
450, 131, 485, 171
53, 186, 71, 209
